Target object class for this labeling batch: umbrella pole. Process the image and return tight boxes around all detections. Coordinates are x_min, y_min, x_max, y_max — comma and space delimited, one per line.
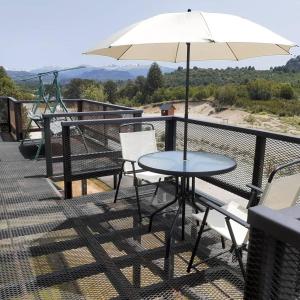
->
183, 42, 190, 161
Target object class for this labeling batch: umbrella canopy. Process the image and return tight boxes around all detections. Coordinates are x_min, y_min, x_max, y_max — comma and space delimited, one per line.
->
85, 11, 296, 61
84, 10, 297, 160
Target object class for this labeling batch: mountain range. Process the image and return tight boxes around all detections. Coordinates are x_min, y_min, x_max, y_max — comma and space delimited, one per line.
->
7, 64, 175, 84
7, 55, 300, 84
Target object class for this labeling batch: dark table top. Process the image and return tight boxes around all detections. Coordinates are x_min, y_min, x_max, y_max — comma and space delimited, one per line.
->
138, 150, 236, 177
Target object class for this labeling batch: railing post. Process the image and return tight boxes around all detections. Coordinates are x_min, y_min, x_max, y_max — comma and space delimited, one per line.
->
165, 117, 177, 151
81, 179, 87, 195
43, 116, 53, 177
7, 99, 13, 138
133, 111, 143, 118
252, 136, 266, 187
77, 100, 83, 112
15, 102, 23, 141
6, 97, 11, 133
62, 125, 72, 199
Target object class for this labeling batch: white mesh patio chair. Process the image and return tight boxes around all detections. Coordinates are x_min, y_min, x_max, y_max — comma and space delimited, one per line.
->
114, 123, 171, 221
187, 159, 300, 278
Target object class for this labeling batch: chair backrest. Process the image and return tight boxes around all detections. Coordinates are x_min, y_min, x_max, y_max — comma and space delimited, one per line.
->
260, 172, 300, 210
243, 160, 300, 245
120, 129, 158, 172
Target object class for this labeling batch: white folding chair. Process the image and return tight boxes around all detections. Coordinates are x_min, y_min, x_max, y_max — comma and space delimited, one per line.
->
187, 159, 300, 278
114, 123, 171, 221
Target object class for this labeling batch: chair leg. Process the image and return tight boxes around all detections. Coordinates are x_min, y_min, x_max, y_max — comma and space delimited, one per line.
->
225, 217, 246, 279
165, 199, 184, 259
187, 207, 209, 273
191, 177, 199, 226
131, 162, 142, 222
113, 174, 118, 189
114, 163, 124, 203
148, 196, 178, 232
153, 178, 161, 198
134, 177, 142, 222
34, 139, 44, 160
221, 236, 226, 249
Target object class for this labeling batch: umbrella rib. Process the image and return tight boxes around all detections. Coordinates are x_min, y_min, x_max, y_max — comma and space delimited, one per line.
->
117, 45, 133, 60
174, 43, 180, 63
199, 11, 213, 39
275, 44, 291, 55
226, 43, 239, 61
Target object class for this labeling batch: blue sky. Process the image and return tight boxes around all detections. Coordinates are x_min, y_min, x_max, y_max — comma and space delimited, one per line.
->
1, 0, 300, 71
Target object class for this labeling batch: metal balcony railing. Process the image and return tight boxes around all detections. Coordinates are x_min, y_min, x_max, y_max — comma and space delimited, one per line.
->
0, 96, 140, 141
60, 115, 300, 200
43, 109, 143, 178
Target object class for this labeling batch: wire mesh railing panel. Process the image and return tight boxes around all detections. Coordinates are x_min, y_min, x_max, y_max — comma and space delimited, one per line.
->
0, 99, 8, 124
176, 120, 256, 195
81, 112, 137, 121
64, 100, 79, 112
45, 111, 142, 177
0, 99, 9, 132
82, 100, 104, 112
263, 138, 300, 186
246, 227, 300, 299
67, 120, 167, 176
49, 114, 139, 157
8, 100, 17, 137
49, 116, 81, 158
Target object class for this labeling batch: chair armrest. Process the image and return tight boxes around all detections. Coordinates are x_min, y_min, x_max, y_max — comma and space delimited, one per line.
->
195, 190, 225, 207
195, 198, 250, 229
246, 184, 263, 194
268, 158, 300, 182
117, 158, 136, 164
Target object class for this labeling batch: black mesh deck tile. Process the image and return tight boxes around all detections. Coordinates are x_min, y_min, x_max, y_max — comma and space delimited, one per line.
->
0, 141, 246, 299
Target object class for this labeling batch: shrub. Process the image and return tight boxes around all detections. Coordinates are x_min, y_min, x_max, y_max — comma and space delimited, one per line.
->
235, 98, 300, 116
193, 87, 208, 101
206, 84, 218, 97
247, 79, 272, 100
215, 85, 237, 106
169, 86, 186, 100
151, 88, 172, 103
244, 114, 256, 124
116, 97, 138, 107
279, 83, 294, 100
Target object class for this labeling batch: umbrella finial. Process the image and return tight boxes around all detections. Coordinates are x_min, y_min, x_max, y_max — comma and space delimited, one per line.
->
187, 8, 191, 12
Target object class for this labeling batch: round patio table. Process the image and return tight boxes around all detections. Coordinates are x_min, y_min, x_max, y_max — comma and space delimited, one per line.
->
138, 150, 236, 258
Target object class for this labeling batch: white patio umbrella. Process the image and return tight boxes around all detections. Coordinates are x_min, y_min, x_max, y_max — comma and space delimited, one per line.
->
84, 9, 297, 160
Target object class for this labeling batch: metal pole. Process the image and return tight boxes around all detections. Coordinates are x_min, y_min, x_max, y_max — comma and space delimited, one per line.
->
183, 42, 191, 161
62, 125, 72, 199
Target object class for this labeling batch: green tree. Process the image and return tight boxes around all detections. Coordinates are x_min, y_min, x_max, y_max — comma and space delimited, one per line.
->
118, 80, 138, 99
145, 63, 163, 95
81, 84, 104, 101
0, 67, 20, 98
63, 78, 83, 99
104, 80, 118, 103
135, 76, 146, 93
